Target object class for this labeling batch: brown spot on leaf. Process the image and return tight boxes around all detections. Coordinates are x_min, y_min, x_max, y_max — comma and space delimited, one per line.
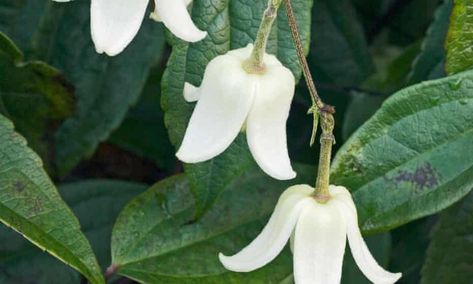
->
386, 163, 440, 191
13, 181, 25, 192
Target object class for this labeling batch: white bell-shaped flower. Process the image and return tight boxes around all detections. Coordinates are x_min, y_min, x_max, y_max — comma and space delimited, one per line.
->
176, 44, 296, 180
53, 0, 207, 56
219, 185, 402, 284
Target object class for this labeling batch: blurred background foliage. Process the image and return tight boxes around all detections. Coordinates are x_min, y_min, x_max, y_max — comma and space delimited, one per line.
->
0, 0, 472, 283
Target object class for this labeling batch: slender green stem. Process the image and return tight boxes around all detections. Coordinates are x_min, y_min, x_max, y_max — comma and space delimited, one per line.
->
243, 0, 282, 73
284, 0, 336, 202
284, 0, 324, 110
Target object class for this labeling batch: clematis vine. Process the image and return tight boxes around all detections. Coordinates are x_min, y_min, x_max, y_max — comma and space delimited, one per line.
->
53, 0, 207, 56
219, 185, 402, 284
176, 0, 297, 180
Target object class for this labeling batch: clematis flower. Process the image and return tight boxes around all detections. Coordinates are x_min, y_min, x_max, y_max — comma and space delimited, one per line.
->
219, 185, 402, 284
176, 44, 296, 180
53, 0, 207, 56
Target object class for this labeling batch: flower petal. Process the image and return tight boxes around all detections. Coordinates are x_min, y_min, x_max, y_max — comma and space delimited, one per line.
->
246, 63, 296, 180
176, 53, 255, 163
219, 185, 313, 272
90, 0, 148, 56
154, 0, 207, 42
332, 186, 402, 284
294, 198, 347, 284
183, 82, 200, 102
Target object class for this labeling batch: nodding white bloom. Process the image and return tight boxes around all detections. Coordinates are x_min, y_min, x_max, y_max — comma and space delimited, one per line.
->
219, 185, 402, 284
176, 44, 296, 180
53, 0, 207, 56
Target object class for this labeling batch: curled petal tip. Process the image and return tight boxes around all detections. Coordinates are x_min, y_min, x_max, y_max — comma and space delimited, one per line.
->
389, 272, 403, 284
187, 31, 208, 43
183, 82, 200, 102
273, 170, 297, 181
156, 0, 208, 43
175, 149, 201, 164
94, 47, 104, 55
218, 252, 253, 272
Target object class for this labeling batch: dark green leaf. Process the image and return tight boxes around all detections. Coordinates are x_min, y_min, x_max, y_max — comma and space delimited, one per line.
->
342, 92, 385, 141
109, 66, 176, 172
343, 42, 424, 141
332, 69, 473, 234
0, 114, 103, 284
386, 0, 442, 46
407, 0, 452, 84
363, 41, 421, 94
0, 0, 48, 52
110, 165, 314, 283
0, 179, 146, 284
445, 0, 473, 74
309, 0, 374, 86
421, 192, 473, 284
389, 217, 435, 283
31, 1, 166, 175
161, 0, 313, 216
0, 32, 73, 168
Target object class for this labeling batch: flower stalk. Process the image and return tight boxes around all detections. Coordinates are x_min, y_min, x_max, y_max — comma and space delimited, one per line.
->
244, 0, 283, 73
313, 112, 335, 203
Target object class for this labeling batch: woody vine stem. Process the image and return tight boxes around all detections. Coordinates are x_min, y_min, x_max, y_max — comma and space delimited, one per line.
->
284, 0, 336, 202
247, 0, 336, 202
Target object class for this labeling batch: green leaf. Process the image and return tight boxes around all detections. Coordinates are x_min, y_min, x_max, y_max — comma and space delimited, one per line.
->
109, 66, 176, 172
0, 0, 48, 52
363, 41, 421, 94
342, 92, 385, 141
407, 0, 452, 84
343, 42, 424, 141
0, 179, 146, 283
445, 0, 473, 74
0, 114, 103, 284
331, 69, 473, 234
161, 0, 313, 216
386, 0, 442, 45
390, 218, 435, 283
31, 1, 165, 175
309, 0, 374, 86
421, 192, 473, 283
0, 32, 73, 168
110, 165, 314, 283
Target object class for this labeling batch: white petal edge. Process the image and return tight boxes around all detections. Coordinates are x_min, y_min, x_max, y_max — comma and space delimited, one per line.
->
219, 185, 313, 272
331, 186, 402, 284
154, 0, 207, 42
90, 0, 148, 56
151, 0, 192, 21
176, 53, 255, 163
294, 198, 347, 284
246, 63, 296, 180
183, 82, 200, 102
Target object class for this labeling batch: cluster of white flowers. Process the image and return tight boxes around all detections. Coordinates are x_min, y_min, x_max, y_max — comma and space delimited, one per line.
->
53, 0, 207, 56
54, 1, 401, 283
